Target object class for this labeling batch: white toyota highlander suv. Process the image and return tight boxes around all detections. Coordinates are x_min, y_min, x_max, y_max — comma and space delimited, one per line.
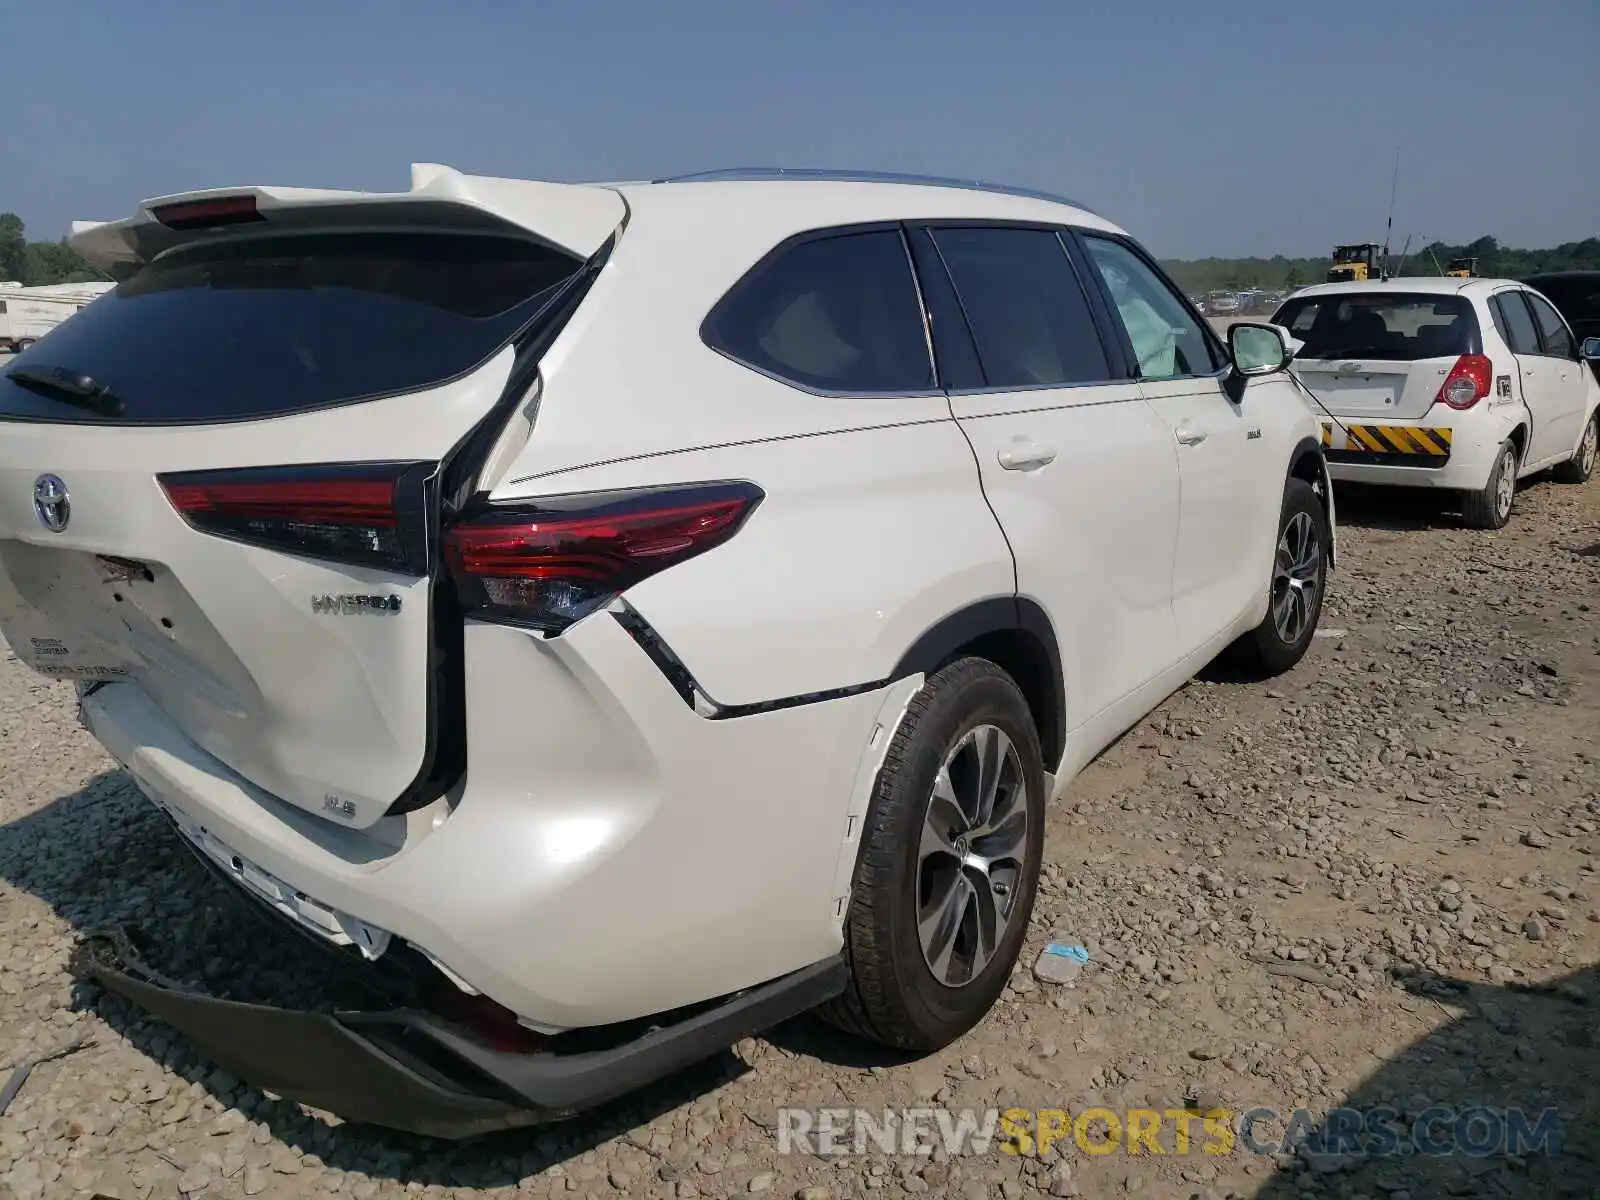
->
0, 165, 1334, 1136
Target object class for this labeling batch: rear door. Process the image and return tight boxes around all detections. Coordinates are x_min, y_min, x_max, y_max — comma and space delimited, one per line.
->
1278, 291, 1479, 422
0, 212, 608, 829
1076, 233, 1269, 650
922, 223, 1180, 728
1491, 289, 1576, 465
1523, 290, 1589, 462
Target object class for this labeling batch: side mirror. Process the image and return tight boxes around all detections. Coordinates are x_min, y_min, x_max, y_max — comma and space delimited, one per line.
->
1228, 322, 1292, 377
1581, 336, 1600, 362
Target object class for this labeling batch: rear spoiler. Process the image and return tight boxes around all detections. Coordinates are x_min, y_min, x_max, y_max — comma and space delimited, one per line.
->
69, 163, 625, 276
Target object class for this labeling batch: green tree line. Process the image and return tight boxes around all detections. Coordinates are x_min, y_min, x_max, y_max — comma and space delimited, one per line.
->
6, 207, 1598, 293
0, 213, 103, 286
1161, 235, 1600, 294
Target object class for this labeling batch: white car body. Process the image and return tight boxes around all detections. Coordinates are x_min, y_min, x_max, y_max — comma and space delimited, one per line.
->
1274, 279, 1600, 496
0, 165, 1333, 1133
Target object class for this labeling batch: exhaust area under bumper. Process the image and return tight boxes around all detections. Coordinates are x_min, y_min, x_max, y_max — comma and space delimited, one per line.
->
79, 930, 845, 1140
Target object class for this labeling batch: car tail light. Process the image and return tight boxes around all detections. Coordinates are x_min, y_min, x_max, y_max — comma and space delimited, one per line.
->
1436, 354, 1493, 410
150, 195, 266, 231
442, 482, 763, 634
159, 462, 434, 575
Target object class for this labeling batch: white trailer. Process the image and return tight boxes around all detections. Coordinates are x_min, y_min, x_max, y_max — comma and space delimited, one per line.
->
0, 282, 115, 353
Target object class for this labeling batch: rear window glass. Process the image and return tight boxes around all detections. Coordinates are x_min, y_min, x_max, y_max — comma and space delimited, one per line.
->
0, 231, 582, 425
1272, 293, 1477, 361
701, 229, 934, 394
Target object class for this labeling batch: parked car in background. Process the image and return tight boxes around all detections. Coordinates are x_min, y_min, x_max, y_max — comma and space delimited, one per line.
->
1522, 271, 1600, 383
0, 282, 114, 353
1273, 279, 1600, 528
2, 164, 1335, 1136
1207, 290, 1240, 316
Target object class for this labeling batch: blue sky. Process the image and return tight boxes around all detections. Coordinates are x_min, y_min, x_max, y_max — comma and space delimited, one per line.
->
2, 0, 1594, 258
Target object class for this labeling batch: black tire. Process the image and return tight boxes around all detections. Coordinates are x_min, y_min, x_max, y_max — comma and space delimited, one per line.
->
1552, 412, 1598, 485
1462, 439, 1518, 529
12, 339, 34, 354
1237, 477, 1329, 676
819, 657, 1045, 1052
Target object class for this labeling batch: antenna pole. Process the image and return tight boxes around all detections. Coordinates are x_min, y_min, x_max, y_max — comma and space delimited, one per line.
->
1383, 147, 1400, 277
1393, 232, 1414, 278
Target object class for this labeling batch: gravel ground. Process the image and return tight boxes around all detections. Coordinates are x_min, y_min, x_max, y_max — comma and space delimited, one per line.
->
1, 470, 1597, 1200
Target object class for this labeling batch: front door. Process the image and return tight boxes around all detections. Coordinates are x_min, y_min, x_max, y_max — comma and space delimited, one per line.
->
1523, 290, 1588, 464
1076, 234, 1270, 649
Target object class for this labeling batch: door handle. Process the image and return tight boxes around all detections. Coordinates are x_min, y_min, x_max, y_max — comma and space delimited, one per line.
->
997, 439, 1057, 471
1176, 427, 1208, 446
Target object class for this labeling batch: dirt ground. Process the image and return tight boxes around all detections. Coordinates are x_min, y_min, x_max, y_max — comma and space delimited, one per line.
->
1, 467, 1597, 1200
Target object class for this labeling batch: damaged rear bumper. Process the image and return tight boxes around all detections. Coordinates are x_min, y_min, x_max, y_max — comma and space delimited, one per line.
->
80, 932, 845, 1140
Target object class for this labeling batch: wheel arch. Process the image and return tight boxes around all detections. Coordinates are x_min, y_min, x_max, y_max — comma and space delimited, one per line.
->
1507, 420, 1530, 464
1288, 435, 1336, 569
890, 598, 1066, 774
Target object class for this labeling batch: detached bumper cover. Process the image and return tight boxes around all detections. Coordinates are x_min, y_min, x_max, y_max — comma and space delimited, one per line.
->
80, 931, 845, 1140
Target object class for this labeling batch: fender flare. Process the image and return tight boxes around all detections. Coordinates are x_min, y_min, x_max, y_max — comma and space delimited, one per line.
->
890, 596, 1067, 771
1288, 435, 1337, 570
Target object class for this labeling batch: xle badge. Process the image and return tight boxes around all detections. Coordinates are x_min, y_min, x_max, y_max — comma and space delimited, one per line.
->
311, 594, 402, 616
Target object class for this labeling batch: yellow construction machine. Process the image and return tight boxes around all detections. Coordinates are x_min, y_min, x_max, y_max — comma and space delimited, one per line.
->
1327, 243, 1386, 283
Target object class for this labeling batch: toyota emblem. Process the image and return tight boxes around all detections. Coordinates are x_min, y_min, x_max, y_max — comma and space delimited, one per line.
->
33, 474, 70, 534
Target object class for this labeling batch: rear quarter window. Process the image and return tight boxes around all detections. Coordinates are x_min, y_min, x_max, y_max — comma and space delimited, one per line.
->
700, 229, 934, 394
0, 231, 583, 425
1273, 293, 1478, 361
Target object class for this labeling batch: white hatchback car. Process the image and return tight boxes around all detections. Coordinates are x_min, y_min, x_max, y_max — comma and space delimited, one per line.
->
1, 165, 1334, 1136
1272, 279, 1600, 528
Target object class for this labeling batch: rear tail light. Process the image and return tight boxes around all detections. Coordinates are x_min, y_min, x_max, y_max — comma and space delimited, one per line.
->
1436, 354, 1493, 410
150, 195, 266, 231
442, 482, 763, 634
159, 462, 434, 575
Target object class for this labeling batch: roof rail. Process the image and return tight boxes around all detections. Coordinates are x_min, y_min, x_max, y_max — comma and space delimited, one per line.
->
651, 167, 1096, 214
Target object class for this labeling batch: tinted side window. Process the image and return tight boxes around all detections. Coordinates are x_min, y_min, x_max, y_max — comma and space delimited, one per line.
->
702, 230, 933, 394
1081, 236, 1221, 379
1493, 293, 1542, 356
1525, 292, 1576, 358
928, 227, 1111, 388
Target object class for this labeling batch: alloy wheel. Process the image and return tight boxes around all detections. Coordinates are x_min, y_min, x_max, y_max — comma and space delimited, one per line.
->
915, 724, 1028, 987
1271, 510, 1321, 644
1495, 453, 1516, 520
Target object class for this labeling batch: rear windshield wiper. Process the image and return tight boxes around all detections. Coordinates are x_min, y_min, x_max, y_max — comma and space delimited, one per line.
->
5, 366, 125, 418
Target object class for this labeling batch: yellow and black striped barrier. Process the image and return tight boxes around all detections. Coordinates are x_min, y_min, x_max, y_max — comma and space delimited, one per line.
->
1320, 422, 1452, 457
